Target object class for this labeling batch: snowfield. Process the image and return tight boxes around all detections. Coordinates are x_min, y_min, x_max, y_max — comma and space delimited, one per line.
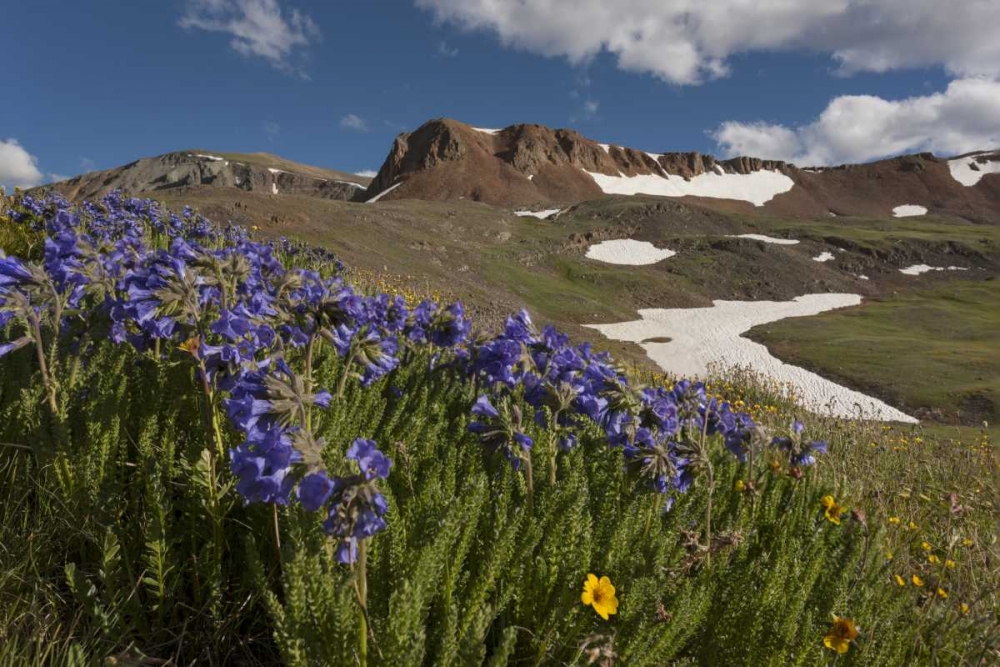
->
893, 204, 928, 217
366, 181, 402, 203
271, 183, 278, 195
585, 294, 918, 423
473, 127, 500, 135
585, 239, 676, 265
899, 264, 968, 276
190, 153, 225, 162
585, 168, 794, 207
514, 208, 561, 219
813, 251, 835, 262
727, 234, 800, 245
948, 154, 1000, 186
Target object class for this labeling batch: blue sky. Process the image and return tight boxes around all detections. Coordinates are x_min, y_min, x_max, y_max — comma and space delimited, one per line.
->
2, 0, 998, 188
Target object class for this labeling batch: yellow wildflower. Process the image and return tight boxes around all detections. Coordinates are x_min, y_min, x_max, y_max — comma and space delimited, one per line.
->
823, 615, 859, 654
894, 574, 906, 587
907, 521, 919, 531
820, 495, 845, 525
945, 559, 956, 570
912, 575, 925, 587
734, 479, 745, 492
937, 588, 948, 599
962, 538, 974, 547
928, 554, 941, 565
769, 458, 782, 473
178, 336, 200, 355
581, 574, 619, 620
920, 541, 932, 552
888, 516, 901, 525
960, 603, 970, 615
885, 550, 894, 561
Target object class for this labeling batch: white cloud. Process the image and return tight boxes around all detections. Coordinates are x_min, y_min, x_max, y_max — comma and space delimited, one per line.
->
416, 0, 1000, 85
712, 78, 1000, 166
355, 170, 378, 178
571, 98, 600, 123
339, 114, 369, 132
0, 139, 44, 189
437, 41, 459, 58
179, 0, 320, 75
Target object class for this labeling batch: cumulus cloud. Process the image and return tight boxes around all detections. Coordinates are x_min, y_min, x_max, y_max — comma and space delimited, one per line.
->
0, 139, 44, 189
179, 0, 320, 75
416, 0, 1000, 84
339, 114, 369, 132
712, 78, 1000, 166
355, 170, 378, 178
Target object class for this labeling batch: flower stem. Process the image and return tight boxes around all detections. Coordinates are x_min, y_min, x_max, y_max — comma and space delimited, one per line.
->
524, 453, 534, 512
28, 313, 58, 414
336, 347, 358, 399
357, 539, 369, 667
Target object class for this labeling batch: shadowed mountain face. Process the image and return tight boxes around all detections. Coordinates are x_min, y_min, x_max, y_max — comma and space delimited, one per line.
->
361, 118, 1000, 222
43, 150, 372, 203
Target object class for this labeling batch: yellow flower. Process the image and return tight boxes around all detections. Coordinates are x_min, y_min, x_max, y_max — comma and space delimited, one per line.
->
960, 603, 970, 615
581, 574, 619, 620
894, 574, 906, 587
962, 538, 973, 547
912, 575, 925, 587
769, 458, 782, 473
820, 495, 845, 525
734, 479, 745, 492
885, 550, 894, 561
921, 541, 932, 552
888, 516, 901, 525
937, 588, 948, 599
823, 615, 859, 654
928, 554, 941, 565
178, 336, 200, 355
908, 521, 919, 531
945, 559, 956, 570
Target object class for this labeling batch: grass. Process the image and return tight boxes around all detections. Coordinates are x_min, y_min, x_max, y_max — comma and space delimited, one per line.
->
749, 278, 1000, 424
148, 189, 1000, 427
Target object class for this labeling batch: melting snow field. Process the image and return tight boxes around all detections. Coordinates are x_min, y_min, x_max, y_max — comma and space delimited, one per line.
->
366, 181, 402, 203
473, 127, 500, 135
899, 264, 968, 276
727, 234, 800, 245
893, 204, 928, 217
586, 294, 918, 423
586, 169, 794, 207
813, 252, 835, 262
948, 155, 1000, 186
585, 239, 677, 265
514, 208, 561, 219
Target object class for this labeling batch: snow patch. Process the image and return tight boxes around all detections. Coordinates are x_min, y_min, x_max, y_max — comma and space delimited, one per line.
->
948, 154, 1000, 186
857, 275, 870, 281
333, 179, 365, 189
190, 153, 224, 161
585, 239, 676, 265
598, 144, 611, 153
268, 168, 290, 175
586, 294, 917, 423
813, 251, 835, 262
473, 127, 500, 135
893, 204, 927, 217
727, 234, 800, 245
528, 174, 535, 181
586, 169, 794, 207
899, 264, 968, 276
271, 182, 278, 195
514, 208, 561, 219
366, 181, 403, 203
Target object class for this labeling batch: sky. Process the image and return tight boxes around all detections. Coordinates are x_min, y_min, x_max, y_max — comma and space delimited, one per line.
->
2, 0, 999, 189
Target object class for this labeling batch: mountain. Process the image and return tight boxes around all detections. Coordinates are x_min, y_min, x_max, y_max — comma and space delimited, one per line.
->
44, 150, 372, 202
363, 118, 1000, 222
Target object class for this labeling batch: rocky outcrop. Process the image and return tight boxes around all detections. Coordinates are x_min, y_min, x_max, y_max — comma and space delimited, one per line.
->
42, 151, 372, 203
361, 119, 1000, 222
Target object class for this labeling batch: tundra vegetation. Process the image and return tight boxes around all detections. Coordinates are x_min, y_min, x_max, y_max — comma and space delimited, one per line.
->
0, 192, 996, 666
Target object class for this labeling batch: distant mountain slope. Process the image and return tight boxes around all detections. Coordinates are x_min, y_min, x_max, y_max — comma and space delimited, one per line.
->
43, 150, 372, 202
362, 118, 1000, 222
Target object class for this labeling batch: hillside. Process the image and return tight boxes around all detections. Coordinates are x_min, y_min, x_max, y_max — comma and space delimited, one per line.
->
44, 149, 372, 202
363, 119, 1000, 222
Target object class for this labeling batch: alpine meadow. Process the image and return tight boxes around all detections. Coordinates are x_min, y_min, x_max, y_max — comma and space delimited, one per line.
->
4, 1, 1000, 665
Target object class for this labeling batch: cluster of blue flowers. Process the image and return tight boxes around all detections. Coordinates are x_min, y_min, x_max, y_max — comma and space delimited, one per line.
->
461, 310, 772, 504
0, 192, 473, 560
2, 191, 825, 554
